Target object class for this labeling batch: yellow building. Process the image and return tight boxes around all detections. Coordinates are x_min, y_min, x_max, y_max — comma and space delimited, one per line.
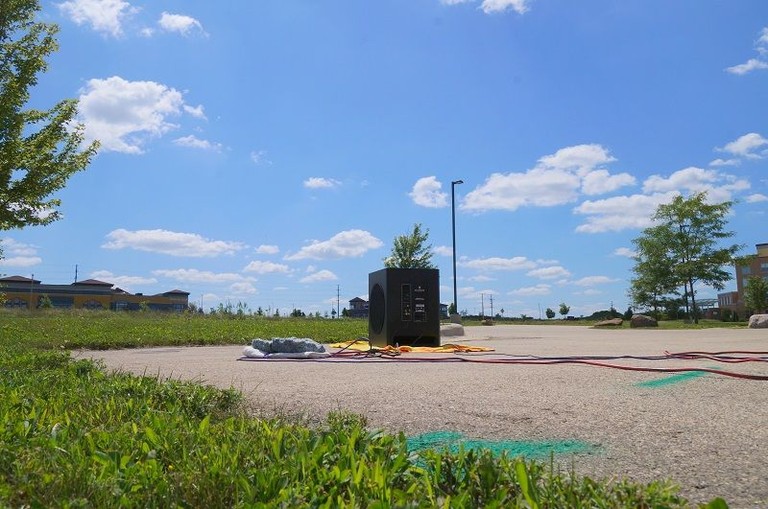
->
0, 276, 189, 312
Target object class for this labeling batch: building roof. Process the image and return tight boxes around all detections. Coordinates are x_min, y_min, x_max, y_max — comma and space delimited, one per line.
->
73, 279, 113, 287
0, 275, 41, 284
349, 297, 367, 303
161, 289, 191, 296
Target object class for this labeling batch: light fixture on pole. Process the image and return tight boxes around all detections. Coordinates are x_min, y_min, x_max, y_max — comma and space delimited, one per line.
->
451, 179, 463, 316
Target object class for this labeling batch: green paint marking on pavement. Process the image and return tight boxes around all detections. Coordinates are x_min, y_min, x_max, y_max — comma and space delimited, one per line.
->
636, 366, 719, 388
406, 431, 594, 458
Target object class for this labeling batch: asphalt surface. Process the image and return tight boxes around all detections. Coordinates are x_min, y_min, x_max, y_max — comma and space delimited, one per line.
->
77, 324, 768, 508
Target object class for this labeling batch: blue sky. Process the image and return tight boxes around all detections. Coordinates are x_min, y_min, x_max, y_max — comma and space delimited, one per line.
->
2, 0, 767, 317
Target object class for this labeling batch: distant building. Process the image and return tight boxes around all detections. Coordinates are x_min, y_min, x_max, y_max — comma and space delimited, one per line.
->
348, 296, 449, 319
718, 243, 768, 317
348, 297, 368, 318
0, 275, 189, 312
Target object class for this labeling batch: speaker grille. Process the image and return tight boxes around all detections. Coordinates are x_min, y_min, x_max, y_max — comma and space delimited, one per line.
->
369, 283, 385, 334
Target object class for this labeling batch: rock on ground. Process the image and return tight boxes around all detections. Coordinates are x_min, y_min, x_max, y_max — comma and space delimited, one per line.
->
630, 314, 658, 328
748, 314, 768, 329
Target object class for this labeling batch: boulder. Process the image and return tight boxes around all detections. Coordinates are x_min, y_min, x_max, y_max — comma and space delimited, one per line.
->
630, 314, 658, 328
594, 318, 623, 327
441, 323, 465, 337
748, 314, 768, 329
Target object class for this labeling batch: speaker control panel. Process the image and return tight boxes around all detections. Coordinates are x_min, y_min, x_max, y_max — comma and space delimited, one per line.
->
401, 284, 412, 321
413, 284, 427, 322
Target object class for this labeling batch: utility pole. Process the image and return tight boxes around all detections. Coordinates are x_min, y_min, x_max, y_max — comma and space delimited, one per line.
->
481, 293, 485, 318
451, 179, 464, 315
74, 264, 78, 283
336, 284, 340, 319
489, 294, 494, 318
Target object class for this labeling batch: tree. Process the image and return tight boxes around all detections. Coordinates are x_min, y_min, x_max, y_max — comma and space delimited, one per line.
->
744, 276, 768, 315
383, 223, 435, 269
630, 192, 741, 324
1, 1, 99, 246
629, 232, 680, 319
545, 307, 556, 319
558, 303, 570, 318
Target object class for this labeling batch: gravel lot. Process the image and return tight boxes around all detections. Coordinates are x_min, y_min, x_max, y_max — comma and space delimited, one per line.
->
78, 324, 768, 508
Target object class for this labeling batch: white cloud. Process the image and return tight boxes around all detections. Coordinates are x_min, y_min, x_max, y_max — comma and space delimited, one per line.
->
526, 266, 571, 280
78, 76, 202, 153
480, 0, 530, 14
250, 150, 272, 166
460, 256, 537, 271
726, 28, 768, 75
462, 144, 626, 212
300, 269, 338, 283
574, 192, 676, 233
760, 27, 768, 45
709, 158, 740, 167
508, 284, 551, 296
285, 230, 383, 260
158, 12, 206, 36
152, 268, 245, 283
103, 229, 244, 257
573, 276, 619, 286
642, 167, 718, 193
726, 58, 768, 75
434, 245, 453, 256
409, 176, 448, 208
718, 132, 768, 159
173, 135, 222, 152
642, 167, 750, 203
1, 238, 37, 257
462, 168, 580, 211
746, 193, 768, 203
613, 247, 636, 258
580, 169, 636, 195
183, 105, 206, 119
304, 177, 341, 189
243, 260, 291, 274
538, 144, 616, 175
0, 238, 42, 267
0, 256, 42, 268
440, 0, 530, 14
89, 270, 157, 288
229, 282, 257, 295
255, 244, 279, 254
57, 0, 137, 37
466, 275, 495, 282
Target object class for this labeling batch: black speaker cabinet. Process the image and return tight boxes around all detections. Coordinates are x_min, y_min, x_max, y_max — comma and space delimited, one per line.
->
368, 268, 440, 348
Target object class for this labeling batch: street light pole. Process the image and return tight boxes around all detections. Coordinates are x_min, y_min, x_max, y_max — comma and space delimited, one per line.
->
451, 179, 463, 316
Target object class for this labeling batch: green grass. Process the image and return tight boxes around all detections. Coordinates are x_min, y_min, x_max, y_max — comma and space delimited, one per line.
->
0, 309, 368, 350
0, 310, 731, 507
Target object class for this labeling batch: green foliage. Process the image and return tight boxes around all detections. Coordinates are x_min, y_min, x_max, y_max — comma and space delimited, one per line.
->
37, 294, 52, 309
558, 303, 570, 317
383, 223, 435, 269
0, 0, 99, 235
0, 311, 739, 506
0, 342, 717, 507
545, 307, 556, 319
743, 275, 768, 314
630, 193, 741, 324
